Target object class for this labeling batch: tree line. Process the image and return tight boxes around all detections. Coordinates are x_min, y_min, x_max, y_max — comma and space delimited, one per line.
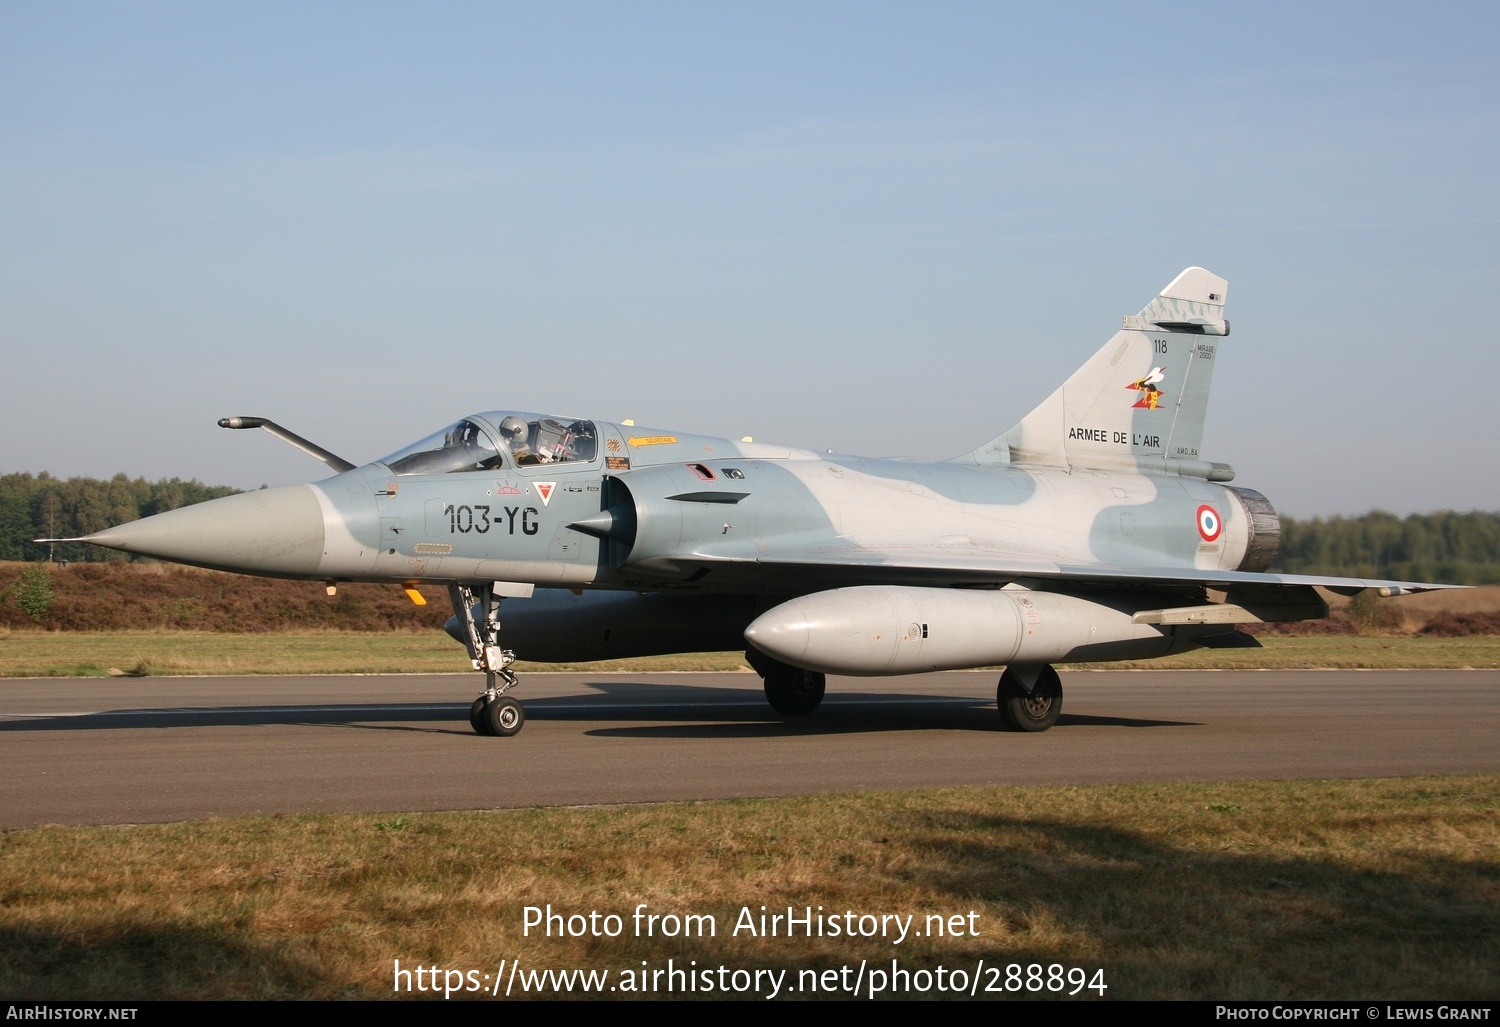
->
0, 472, 241, 563
1, 471, 1497, 583
1277, 510, 1500, 585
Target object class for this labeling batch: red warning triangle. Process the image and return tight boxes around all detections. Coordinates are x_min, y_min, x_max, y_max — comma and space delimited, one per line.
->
535, 482, 556, 506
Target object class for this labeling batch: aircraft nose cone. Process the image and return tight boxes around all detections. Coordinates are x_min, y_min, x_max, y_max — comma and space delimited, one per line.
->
83, 484, 326, 577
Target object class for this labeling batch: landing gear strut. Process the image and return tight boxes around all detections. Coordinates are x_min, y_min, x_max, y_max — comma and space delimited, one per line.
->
746, 647, 826, 716
997, 664, 1062, 732
451, 584, 525, 736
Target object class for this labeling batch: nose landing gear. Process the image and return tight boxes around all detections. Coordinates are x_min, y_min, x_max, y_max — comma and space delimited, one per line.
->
451, 583, 526, 737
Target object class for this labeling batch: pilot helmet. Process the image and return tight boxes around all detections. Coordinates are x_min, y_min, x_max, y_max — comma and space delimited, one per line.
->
498, 416, 528, 443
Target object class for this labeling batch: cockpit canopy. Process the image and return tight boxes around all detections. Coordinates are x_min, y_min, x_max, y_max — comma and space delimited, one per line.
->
378, 412, 598, 475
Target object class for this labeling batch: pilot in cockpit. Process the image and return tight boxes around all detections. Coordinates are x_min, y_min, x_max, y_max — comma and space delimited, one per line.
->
497, 415, 596, 465
499, 415, 543, 464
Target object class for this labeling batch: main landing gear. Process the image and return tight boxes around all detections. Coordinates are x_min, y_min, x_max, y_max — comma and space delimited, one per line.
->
451, 584, 526, 737
997, 664, 1062, 732
746, 647, 826, 716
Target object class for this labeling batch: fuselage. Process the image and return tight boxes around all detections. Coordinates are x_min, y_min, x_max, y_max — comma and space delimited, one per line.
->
85, 410, 1278, 595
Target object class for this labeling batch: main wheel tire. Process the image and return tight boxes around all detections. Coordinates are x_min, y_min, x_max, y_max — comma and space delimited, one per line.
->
764, 666, 826, 716
998, 665, 1062, 732
470, 696, 494, 736
482, 695, 526, 737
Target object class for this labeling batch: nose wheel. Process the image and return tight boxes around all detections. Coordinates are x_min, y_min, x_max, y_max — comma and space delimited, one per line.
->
471, 694, 525, 737
451, 583, 528, 737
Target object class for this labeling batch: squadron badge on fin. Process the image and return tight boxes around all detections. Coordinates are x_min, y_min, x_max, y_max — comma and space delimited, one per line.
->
1127, 366, 1167, 409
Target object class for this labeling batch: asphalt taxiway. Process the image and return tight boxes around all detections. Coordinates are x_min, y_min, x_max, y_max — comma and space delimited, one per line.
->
1, 670, 1495, 828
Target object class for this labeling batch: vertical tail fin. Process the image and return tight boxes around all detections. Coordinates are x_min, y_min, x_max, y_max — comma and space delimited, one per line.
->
952, 267, 1234, 480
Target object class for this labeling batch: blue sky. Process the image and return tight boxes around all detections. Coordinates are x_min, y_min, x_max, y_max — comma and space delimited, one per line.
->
3, 2, 1497, 516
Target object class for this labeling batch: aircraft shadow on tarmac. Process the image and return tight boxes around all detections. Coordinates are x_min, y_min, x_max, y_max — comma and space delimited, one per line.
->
0, 679, 1197, 735
0, 704, 462, 732
580, 710, 1197, 739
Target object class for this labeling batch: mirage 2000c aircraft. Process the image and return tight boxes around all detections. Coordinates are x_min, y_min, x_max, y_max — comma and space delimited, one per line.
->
64, 268, 1456, 737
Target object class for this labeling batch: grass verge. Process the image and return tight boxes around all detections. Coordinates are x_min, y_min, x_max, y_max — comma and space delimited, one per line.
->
1072, 634, 1500, 670
0, 630, 1497, 677
1, 776, 1494, 1000
0, 630, 748, 677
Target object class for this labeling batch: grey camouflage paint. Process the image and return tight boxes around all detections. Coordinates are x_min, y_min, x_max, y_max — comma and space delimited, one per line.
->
77, 268, 1456, 677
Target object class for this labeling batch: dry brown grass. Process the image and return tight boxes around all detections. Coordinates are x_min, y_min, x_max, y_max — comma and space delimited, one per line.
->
0, 630, 751, 677
1, 776, 1494, 1000
1308, 584, 1500, 632
0, 561, 447, 633
1334, 584, 1500, 617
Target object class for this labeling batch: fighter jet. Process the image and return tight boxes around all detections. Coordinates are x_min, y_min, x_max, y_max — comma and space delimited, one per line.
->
62, 267, 1455, 737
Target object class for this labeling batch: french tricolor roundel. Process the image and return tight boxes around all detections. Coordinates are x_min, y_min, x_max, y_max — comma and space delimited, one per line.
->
1196, 504, 1222, 542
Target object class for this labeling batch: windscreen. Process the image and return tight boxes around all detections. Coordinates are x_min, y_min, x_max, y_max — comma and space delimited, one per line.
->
379, 419, 505, 475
